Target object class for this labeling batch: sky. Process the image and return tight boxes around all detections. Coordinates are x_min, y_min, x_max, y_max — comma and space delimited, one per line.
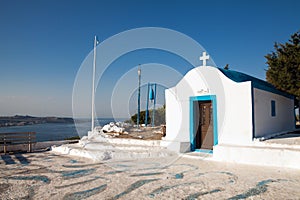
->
0, 0, 299, 118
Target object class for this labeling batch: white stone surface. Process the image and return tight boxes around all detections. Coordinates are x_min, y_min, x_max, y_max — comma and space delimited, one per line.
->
165, 66, 295, 153
164, 66, 254, 153
102, 122, 125, 133
254, 88, 295, 138
161, 139, 190, 153
164, 65, 298, 169
51, 136, 176, 161
213, 142, 300, 169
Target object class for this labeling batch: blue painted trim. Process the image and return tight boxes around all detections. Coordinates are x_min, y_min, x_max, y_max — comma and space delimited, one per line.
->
189, 99, 194, 151
194, 149, 213, 154
189, 95, 218, 152
218, 68, 294, 99
271, 100, 276, 117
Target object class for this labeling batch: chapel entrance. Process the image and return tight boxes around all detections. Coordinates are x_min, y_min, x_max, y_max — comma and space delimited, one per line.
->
194, 101, 214, 150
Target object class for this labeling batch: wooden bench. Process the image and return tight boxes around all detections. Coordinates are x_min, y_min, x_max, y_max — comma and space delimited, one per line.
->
0, 132, 36, 154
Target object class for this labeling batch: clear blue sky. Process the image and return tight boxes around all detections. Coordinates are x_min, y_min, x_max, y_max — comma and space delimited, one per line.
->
0, 0, 299, 117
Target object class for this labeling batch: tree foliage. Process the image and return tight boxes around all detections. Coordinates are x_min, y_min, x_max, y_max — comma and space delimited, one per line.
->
130, 110, 150, 125
130, 105, 165, 125
265, 31, 300, 98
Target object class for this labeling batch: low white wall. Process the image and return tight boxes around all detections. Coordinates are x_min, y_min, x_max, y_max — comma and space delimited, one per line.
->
254, 88, 295, 138
214, 144, 300, 169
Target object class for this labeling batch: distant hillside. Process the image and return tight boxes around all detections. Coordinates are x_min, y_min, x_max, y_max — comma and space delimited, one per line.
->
0, 115, 74, 127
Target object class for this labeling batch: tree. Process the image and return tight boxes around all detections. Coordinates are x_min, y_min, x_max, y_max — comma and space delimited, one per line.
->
130, 105, 166, 126
265, 31, 300, 98
153, 105, 166, 125
130, 110, 150, 125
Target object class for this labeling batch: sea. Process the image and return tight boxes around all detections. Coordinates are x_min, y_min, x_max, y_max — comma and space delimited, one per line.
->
0, 118, 127, 142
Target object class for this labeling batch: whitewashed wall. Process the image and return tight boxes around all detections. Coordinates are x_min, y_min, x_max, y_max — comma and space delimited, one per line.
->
164, 66, 254, 152
164, 69, 207, 152
215, 70, 253, 145
165, 88, 185, 141
254, 88, 295, 138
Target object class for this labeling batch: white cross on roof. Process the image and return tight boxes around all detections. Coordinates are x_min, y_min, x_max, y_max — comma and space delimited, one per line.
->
200, 51, 209, 66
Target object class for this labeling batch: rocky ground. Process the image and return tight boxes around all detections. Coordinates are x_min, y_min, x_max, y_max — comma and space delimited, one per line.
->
1, 151, 300, 200
102, 125, 165, 140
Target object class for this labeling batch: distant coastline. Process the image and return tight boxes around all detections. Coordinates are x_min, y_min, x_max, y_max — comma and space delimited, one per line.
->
0, 115, 74, 128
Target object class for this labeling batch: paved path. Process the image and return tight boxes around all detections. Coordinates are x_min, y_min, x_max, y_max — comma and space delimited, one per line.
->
0, 151, 300, 199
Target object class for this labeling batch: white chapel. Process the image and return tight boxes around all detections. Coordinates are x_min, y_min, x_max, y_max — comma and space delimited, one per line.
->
163, 52, 296, 154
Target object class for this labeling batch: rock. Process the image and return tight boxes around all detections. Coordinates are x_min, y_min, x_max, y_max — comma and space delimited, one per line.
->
113, 133, 120, 137
101, 122, 125, 134
102, 124, 111, 133
153, 130, 163, 134
94, 126, 102, 132
113, 126, 125, 133
161, 125, 166, 137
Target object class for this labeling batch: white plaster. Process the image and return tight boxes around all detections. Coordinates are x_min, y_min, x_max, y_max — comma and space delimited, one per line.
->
254, 88, 295, 138
165, 65, 295, 155
165, 66, 254, 153
161, 139, 190, 153
213, 143, 300, 169
216, 75, 253, 145
51, 138, 177, 161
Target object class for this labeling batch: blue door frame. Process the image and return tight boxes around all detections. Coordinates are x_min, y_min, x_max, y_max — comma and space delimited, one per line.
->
190, 95, 218, 153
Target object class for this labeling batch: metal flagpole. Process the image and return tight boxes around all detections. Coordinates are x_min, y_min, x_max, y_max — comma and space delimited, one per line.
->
152, 83, 157, 127
91, 36, 97, 132
145, 83, 150, 127
137, 65, 141, 129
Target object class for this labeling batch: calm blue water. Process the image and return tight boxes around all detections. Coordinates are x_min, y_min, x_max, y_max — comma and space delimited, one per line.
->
0, 118, 126, 142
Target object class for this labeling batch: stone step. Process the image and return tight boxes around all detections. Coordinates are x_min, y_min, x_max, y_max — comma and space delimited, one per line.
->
84, 136, 161, 147
81, 141, 165, 151
51, 142, 176, 161
182, 151, 213, 160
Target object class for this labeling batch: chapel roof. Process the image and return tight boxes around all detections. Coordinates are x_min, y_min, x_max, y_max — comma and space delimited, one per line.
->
218, 68, 294, 99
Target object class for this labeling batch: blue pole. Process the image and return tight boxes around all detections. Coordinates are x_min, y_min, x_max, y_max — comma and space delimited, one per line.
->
145, 83, 150, 127
137, 66, 141, 128
152, 83, 157, 127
